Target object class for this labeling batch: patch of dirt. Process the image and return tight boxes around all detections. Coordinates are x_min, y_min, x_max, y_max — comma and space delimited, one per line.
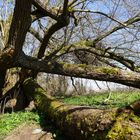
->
4, 123, 55, 140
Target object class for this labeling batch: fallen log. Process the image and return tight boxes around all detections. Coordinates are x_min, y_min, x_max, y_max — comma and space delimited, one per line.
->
23, 78, 140, 140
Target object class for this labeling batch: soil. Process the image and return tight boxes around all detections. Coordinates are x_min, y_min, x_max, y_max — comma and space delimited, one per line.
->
4, 123, 55, 140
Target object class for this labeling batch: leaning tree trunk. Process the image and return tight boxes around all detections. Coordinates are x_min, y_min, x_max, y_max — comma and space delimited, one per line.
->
23, 78, 140, 140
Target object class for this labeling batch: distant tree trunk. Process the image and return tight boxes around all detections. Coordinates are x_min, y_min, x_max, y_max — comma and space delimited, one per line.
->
23, 78, 140, 140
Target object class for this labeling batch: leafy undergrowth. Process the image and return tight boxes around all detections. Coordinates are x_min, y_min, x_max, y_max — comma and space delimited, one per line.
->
60, 91, 140, 109
0, 111, 39, 139
0, 111, 64, 140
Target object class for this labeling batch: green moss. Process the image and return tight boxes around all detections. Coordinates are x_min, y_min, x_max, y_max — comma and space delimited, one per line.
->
63, 63, 88, 70
128, 112, 140, 123
65, 114, 72, 122
106, 112, 139, 140
134, 66, 140, 72
107, 122, 134, 140
85, 41, 93, 46
107, 121, 122, 139
78, 64, 88, 68
50, 101, 62, 108
75, 40, 86, 46
98, 67, 119, 74
63, 63, 72, 69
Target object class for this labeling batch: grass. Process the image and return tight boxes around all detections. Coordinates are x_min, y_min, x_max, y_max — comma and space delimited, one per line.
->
60, 91, 140, 109
0, 111, 40, 139
0, 111, 65, 140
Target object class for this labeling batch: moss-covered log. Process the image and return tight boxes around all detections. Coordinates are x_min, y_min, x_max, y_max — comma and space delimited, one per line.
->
23, 78, 140, 140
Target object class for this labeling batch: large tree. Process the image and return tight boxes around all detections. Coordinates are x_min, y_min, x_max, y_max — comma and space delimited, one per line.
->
1, 1, 140, 139
0, 0, 140, 108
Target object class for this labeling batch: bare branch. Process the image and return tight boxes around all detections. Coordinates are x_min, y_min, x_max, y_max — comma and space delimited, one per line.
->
68, 0, 78, 7
37, 19, 69, 59
32, 0, 58, 20
62, 0, 69, 16
53, 40, 135, 70
93, 13, 140, 43
73, 9, 126, 27
29, 27, 43, 42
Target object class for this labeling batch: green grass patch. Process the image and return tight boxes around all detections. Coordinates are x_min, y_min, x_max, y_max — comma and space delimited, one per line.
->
60, 91, 140, 109
0, 111, 65, 140
0, 111, 40, 139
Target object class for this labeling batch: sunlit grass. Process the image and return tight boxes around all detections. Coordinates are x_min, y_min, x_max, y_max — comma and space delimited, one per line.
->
60, 91, 140, 109
0, 111, 40, 139
0, 111, 65, 140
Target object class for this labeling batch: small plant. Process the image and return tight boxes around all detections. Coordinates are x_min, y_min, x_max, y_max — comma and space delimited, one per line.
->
0, 111, 40, 139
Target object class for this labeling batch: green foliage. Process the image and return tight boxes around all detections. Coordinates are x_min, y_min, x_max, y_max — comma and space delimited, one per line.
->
0, 111, 40, 139
0, 110, 65, 140
60, 91, 140, 108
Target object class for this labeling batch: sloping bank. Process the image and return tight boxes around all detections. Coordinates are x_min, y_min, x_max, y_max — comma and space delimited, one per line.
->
23, 78, 140, 140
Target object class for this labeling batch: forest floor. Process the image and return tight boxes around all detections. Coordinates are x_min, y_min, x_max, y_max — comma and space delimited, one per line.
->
4, 123, 54, 140
0, 111, 65, 140
1, 90, 140, 140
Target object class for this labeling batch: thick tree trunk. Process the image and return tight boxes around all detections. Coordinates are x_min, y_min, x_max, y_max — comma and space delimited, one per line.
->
0, 0, 32, 98
23, 78, 140, 140
18, 55, 140, 88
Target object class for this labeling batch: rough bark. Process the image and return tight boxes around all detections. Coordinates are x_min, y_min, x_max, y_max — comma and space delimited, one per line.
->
6, 0, 32, 53
18, 55, 140, 88
23, 78, 140, 140
0, 0, 32, 97
0, 48, 16, 97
